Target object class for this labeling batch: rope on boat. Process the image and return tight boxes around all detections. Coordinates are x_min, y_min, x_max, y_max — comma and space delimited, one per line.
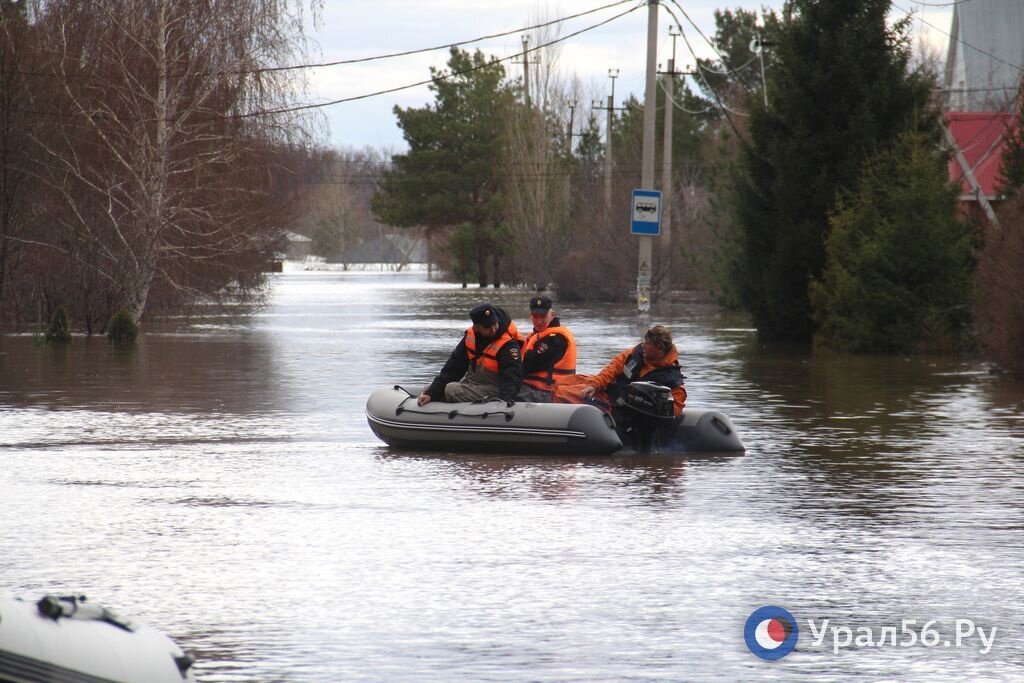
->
391, 385, 514, 421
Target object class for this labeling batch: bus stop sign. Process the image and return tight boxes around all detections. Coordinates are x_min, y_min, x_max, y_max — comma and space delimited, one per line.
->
630, 189, 661, 235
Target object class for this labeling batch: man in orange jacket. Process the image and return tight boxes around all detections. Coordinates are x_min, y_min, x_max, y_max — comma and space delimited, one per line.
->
554, 325, 686, 416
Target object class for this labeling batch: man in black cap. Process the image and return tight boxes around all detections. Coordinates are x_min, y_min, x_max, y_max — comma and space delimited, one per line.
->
517, 295, 577, 403
417, 302, 523, 405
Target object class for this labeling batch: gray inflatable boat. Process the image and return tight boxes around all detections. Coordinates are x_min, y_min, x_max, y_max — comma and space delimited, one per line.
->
366, 385, 745, 455
0, 594, 195, 682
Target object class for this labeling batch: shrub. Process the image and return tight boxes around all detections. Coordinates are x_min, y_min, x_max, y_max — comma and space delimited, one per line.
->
106, 309, 139, 345
44, 305, 72, 343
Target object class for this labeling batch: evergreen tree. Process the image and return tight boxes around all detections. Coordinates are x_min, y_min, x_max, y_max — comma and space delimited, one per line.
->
372, 48, 515, 287
734, 0, 934, 342
810, 130, 973, 352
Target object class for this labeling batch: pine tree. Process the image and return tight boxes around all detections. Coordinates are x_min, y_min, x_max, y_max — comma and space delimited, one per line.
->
372, 48, 515, 287
810, 131, 973, 352
734, 0, 934, 342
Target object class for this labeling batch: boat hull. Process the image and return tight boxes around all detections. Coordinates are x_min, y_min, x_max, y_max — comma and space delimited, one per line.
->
0, 595, 195, 683
615, 407, 745, 454
366, 385, 745, 455
366, 385, 623, 455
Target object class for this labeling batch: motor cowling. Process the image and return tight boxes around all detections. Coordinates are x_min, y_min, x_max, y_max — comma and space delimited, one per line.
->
624, 381, 675, 418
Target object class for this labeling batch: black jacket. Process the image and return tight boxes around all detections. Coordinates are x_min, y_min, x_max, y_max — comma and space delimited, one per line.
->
425, 305, 523, 402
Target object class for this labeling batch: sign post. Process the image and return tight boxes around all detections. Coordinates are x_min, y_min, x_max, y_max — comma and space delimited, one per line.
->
637, 1, 658, 318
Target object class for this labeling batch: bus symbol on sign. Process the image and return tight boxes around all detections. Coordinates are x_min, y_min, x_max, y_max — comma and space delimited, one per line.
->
635, 201, 658, 218
631, 189, 661, 235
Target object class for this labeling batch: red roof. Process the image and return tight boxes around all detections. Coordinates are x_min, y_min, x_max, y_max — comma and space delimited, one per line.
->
945, 112, 1017, 200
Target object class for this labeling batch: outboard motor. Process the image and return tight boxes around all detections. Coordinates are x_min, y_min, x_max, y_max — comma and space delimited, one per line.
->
625, 381, 675, 418
616, 381, 679, 453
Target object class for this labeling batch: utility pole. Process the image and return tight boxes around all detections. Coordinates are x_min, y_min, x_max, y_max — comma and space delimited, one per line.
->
604, 68, 619, 214
567, 101, 576, 154
660, 25, 680, 302
637, 0, 658, 317
751, 34, 768, 109
519, 35, 531, 108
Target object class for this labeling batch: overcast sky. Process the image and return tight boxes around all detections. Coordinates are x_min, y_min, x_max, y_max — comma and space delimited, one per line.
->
301, 1, 954, 152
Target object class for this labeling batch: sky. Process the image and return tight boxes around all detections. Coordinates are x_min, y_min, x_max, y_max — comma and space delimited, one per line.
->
301, 1, 955, 152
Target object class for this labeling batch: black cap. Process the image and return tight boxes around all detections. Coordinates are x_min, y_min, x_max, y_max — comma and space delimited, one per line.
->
529, 295, 552, 313
469, 303, 499, 326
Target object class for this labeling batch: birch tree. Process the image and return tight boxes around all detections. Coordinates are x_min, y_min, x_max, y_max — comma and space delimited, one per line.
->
26, 0, 316, 324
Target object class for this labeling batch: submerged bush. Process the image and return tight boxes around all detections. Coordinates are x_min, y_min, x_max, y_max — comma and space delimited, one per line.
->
45, 305, 71, 343
106, 310, 138, 345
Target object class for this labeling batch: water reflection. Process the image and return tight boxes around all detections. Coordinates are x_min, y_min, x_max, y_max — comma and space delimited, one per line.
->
377, 450, 747, 510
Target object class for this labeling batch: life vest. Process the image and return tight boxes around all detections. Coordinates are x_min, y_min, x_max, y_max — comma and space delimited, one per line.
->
522, 324, 577, 391
465, 322, 521, 374
607, 344, 685, 403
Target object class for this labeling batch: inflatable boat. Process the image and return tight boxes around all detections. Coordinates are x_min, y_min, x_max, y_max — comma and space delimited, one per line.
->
0, 594, 196, 682
365, 384, 744, 455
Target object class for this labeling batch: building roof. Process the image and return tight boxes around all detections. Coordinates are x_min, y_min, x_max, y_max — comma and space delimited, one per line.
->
945, 111, 1017, 200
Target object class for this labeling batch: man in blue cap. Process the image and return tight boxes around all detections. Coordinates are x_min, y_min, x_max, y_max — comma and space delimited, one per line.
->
417, 303, 523, 405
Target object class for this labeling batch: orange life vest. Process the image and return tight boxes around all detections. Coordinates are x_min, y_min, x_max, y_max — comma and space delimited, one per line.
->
522, 324, 577, 391
465, 322, 522, 374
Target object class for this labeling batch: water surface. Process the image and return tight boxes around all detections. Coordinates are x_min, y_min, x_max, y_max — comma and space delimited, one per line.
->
2, 271, 1023, 681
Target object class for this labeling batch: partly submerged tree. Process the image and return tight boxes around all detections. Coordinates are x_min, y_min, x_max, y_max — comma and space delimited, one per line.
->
0, 0, 37, 320
733, 0, 935, 342
24, 0, 316, 325
373, 47, 515, 287
974, 94, 1024, 377
810, 130, 974, 353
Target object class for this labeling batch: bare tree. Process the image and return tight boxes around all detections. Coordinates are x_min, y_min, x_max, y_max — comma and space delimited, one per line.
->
0, 1, 38, 320
503, 16, 587, 290
22, 0, 317, 325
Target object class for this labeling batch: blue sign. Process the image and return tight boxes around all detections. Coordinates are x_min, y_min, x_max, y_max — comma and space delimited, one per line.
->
630, 189, 661, 235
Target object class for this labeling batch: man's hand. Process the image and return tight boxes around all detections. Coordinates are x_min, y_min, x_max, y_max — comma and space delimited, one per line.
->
417, 393, 432, 406
580, 386, 596, 399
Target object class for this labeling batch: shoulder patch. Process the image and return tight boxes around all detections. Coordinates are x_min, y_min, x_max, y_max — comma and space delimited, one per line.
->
509, 346, 520, 360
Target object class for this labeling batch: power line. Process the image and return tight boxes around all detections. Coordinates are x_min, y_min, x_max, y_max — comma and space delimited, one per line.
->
893, 1, 1023, 73
253, 0, 636, 74
662, 0, 746, 139
0, 2, 642, 123
905, 0, 975, 7
243, 3, 644, 118
1, 0, 636, 81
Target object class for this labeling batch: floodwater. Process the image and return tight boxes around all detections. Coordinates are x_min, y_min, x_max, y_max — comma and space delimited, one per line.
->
2, 270, 1023, 682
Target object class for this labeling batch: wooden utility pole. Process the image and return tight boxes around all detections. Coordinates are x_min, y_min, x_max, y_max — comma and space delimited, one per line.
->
660, 26, 681, 301
604, 69, 619, 214
637, 0, 658, 316
521, 35, 531, 108
660, 56, 674, 302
